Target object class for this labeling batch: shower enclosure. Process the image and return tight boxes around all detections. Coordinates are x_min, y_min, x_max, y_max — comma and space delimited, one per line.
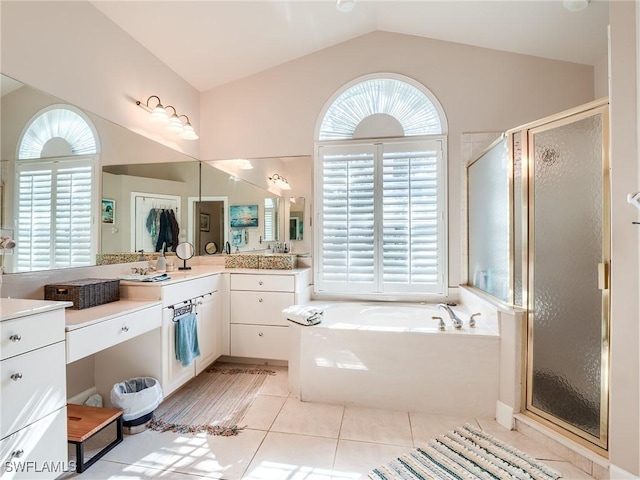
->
467, 99, 610, 450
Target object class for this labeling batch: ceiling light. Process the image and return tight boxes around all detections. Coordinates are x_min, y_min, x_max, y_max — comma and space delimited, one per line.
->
269, 173, 292, 190
563, 0, 589, 12
136, 95, 198, 140
236, 159, 253, 170
336, 0, 356, 13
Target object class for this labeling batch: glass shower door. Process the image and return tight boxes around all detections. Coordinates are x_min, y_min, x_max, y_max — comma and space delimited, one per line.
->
527, 107, 609, 449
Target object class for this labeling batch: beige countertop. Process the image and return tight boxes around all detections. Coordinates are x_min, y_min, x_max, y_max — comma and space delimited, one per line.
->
64, 299, 162, 331
0, 298, 72, 322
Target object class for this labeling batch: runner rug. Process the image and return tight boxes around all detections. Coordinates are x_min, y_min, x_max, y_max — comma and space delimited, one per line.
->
369, 424, 563, 480
148, 366, 275, 436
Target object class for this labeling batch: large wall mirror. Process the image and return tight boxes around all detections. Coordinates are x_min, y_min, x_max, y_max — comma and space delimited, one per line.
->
0, 73, 285, 274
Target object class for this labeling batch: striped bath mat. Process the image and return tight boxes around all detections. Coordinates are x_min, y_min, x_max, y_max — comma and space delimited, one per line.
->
369, 424, 562, 480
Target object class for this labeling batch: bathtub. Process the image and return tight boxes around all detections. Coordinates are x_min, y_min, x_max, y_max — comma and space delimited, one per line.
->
288, 302, 500, 417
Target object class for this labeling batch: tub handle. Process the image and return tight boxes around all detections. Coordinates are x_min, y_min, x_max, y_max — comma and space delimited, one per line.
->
258, 332, 264, 337
469, 312, 481, 328
432, 316, 445, 331
258, 298, 263, 303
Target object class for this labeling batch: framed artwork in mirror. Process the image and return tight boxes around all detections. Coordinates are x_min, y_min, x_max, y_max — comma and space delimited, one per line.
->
230, 205, 258, 228
101, 199, 115, 224
200, 213, 210, 232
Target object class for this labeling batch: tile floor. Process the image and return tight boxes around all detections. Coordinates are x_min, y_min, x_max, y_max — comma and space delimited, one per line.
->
62, 365, 596, 480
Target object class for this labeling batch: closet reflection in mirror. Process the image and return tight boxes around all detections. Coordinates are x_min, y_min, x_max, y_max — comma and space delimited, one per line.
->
289, 197, 304, 241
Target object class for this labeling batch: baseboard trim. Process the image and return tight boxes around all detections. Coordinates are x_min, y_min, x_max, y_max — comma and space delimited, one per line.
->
495, 400, 514, 430
67, 386, 98, 405
610, 464, 640, 479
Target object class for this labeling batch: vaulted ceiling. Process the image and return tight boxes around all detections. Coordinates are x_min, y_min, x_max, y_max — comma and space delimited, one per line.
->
91, 0, 609, 92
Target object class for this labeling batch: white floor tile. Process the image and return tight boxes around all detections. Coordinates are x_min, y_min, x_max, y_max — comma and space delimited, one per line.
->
332, 440, 411, 480
476, 418, 566, 462
259, 369, 290, 397
271, 398, 344, 438
241, 394, 288, 431
544, 460, 596, 479
243, 431, 337, 480
340, 407, 413, 447
102, 428, 266, 479
58, 459, 203, 479
409, 412, 478, 447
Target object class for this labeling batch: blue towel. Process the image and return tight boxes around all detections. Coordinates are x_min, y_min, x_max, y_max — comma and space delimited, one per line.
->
174, 312, 200, 367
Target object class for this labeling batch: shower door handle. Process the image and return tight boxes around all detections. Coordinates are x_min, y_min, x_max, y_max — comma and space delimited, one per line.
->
598, 263, 609, 290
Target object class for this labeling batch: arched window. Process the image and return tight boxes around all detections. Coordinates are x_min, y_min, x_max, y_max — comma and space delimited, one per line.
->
15, 105, 99, 272
315, 74, 448, 297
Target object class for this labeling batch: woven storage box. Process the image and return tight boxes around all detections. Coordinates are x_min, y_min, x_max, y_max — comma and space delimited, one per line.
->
44, 278, 120, 310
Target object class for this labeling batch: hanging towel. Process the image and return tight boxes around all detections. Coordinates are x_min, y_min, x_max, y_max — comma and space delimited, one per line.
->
174, 312, 200, 367
282, 305, 324, 326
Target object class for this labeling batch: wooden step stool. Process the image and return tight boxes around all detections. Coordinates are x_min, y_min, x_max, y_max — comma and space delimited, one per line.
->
67, 404, 123, 473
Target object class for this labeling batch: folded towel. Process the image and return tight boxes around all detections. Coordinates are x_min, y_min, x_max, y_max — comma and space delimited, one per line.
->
283, 305, 324, 326
174, 312, 200, 366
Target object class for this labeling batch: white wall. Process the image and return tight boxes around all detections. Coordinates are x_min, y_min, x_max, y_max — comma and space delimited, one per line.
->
200, 31, 595, 288
1, 1, 200, 159
609, 1, 640, 476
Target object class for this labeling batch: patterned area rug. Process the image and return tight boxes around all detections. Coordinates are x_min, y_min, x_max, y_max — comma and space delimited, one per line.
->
369, 424, 563, 480
148, 366, 275, 436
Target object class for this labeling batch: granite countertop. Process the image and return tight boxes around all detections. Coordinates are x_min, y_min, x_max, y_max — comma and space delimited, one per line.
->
0, 298, 73, 322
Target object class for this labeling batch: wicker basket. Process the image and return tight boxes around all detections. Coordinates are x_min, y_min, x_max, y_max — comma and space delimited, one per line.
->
44, 278, 120, 310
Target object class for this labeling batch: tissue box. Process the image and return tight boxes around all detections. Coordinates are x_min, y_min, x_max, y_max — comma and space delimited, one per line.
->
44, 278, 120, 309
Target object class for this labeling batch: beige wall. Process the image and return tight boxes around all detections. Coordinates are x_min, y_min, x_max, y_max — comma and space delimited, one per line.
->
609, 1, 640, 476
201, 31, 595, 288
1, 1, 200, 159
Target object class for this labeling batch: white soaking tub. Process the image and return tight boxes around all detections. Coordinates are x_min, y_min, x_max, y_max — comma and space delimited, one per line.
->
288, 302, 500, 417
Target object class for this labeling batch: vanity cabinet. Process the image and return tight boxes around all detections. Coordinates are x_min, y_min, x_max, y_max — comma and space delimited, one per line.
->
0, 300, 69, 479
229, 270, 310, 361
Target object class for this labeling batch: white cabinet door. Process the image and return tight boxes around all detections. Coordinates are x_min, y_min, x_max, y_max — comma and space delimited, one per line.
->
195, 291, 221, 375
162, 307, 195, 397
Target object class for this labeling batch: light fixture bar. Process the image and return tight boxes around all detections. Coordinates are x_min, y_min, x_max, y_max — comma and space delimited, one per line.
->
135, 95, 198, 140
269, 173, 292, 190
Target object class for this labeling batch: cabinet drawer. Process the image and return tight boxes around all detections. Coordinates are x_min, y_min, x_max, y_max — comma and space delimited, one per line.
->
66, 304, 162, 363
1, 310, 65, 361
1, 342, 66, 439
0, 407, 67, 479
162, 276, 219, 307
230, 274, 294, 292
230, 324, 290, 361
230, 291, 293, 326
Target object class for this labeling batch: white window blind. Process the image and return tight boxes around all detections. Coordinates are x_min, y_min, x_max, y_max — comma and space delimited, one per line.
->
264, 198, 275, 241
16, 158, 96, 272
317, 140, 445, 296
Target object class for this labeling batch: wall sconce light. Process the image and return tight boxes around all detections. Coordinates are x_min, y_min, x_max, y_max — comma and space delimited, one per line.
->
136, 95, 199, 140
236, 159, 254, 170
269, 173, 292, 190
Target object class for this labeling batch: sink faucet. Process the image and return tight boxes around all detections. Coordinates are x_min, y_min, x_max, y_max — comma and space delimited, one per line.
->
438, 303, 463, 329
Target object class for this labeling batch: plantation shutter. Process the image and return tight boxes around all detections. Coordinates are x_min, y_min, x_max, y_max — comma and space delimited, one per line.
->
317, 140, 445, 296
381, 142, 443, 293
264, 198, 275, 240
16, 158, 95, 272
318, 144, 376, 292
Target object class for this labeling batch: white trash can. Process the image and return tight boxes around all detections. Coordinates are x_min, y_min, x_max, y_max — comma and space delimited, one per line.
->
110, 377, 163, 434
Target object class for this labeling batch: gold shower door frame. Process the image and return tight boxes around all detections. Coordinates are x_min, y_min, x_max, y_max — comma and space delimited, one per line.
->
518, 100, 610, 453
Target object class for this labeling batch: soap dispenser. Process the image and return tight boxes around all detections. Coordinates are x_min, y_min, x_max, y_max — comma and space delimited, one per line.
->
156, 243, 166, 273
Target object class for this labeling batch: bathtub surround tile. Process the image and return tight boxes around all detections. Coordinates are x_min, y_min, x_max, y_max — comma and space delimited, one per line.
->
340, 407, 413, 447
409, 412, 479, 447
332, 439, 411, 479
101, 428, 266, 479
243, 431, 337, 480
271, 397, 344, 438
241, 394, 287, 431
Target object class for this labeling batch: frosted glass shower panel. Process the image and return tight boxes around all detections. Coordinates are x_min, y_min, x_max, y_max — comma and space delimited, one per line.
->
467, 138, 509, 302
530, 114, 605, 441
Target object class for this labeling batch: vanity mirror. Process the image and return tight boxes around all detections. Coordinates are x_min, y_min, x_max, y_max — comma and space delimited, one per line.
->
289, 197, 305, 241
0, 73, 287, 274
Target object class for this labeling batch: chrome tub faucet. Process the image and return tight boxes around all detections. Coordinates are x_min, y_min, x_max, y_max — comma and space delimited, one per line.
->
437, 303, 463, 329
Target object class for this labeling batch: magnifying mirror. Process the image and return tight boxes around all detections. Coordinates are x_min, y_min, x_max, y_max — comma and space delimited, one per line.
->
175, 242, 195, 270
204, 241, 218, 255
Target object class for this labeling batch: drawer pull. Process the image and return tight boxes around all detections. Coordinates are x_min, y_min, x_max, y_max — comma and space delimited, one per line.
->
9, 334, 22, 342
121, 326, 130, 332
11, 449, 24, 459
10, 373, 23, 381
259, 281, 263, 286
258, 298, 263, 303
258, 332, 264, 337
